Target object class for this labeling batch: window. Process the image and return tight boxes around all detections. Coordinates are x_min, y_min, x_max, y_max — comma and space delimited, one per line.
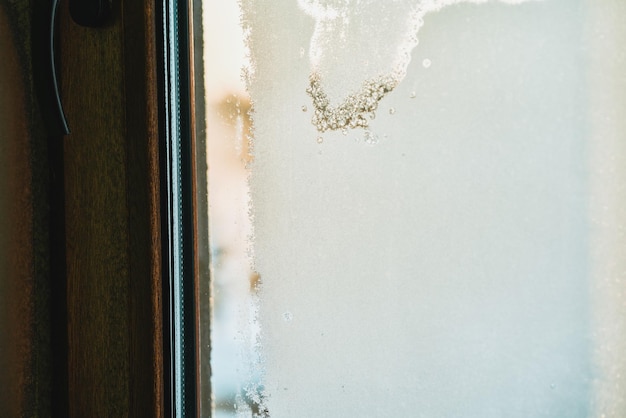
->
5, 0, 623, 416
201, 0, 626, 417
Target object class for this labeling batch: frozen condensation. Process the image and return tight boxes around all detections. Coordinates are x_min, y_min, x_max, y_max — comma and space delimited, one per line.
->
299, 0, 540, 134
239, 0, 626, 416
306, 72, 396, 132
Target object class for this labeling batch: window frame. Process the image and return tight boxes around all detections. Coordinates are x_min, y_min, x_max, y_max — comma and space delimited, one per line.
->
156, 0, 202, 415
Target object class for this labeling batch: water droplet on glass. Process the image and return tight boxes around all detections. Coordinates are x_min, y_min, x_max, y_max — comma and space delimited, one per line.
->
283, 311, 293, 322
316, 136, 324, 144
410, 91, 416, 99
550, 383, 556, 389
422, 58, 431, 68
389, 107, 396, 115
341, 128, 348, 136
301, 105, 307, 112
306, 71, 397, 134
364, 130, 379, 145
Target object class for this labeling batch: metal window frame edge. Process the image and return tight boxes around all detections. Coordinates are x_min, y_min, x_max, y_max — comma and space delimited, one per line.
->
156, 0, 200, 415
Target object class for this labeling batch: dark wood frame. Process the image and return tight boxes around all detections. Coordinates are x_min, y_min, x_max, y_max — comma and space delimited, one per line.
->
58, 0, 165, 415
1, 0, 207, 413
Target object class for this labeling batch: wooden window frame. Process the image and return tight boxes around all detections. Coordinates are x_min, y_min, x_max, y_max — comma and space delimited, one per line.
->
57, 0, 168, 414
59, 0, 205, 414
0, 0, 203, 415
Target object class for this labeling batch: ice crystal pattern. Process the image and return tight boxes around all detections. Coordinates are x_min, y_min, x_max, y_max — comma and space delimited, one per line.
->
306, 72, 397, 133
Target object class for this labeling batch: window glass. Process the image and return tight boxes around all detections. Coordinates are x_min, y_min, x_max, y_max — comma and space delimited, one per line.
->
203, 0, 626, 416
202, 1, 257, 415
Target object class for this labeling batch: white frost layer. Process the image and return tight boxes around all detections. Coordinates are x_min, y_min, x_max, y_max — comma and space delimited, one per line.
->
299, 0, 539, 102
240, 0, 626, 416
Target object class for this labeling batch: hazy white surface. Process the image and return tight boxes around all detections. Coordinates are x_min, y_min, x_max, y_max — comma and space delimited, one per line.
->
299, 0, 541, 103
203, 0, 256, 411
203, 0, 247, 101
201, 0, 626, 416
587, 2, 626, 415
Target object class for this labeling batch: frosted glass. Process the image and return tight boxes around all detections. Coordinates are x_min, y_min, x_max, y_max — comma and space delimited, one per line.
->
234, 0, 626, 416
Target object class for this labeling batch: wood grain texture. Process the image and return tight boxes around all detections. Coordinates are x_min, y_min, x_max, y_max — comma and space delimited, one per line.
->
0, 2, 55, 416
59, 0, 163, 415
61, 3, 130, 414
187, 7, 203, 414
122, 0, 165, 416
